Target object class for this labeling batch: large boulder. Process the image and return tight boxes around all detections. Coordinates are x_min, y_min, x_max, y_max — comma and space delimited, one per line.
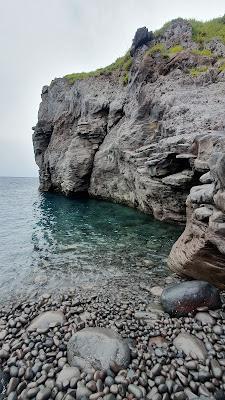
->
67, 327, 130, 371
161, 280, 221, 317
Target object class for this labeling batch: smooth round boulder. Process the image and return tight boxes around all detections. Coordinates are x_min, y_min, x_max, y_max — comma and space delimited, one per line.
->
161, 280, 221, 317
27, 311, 66, 331
67, 327, 130, 371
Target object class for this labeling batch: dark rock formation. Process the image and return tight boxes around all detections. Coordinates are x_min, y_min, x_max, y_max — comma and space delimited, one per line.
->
130, 27, 153, 56
161, 281, 221, 317
33, 19, 225, 287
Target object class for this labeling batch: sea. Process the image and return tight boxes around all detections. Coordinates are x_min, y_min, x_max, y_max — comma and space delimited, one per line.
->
0, 177, 183, 301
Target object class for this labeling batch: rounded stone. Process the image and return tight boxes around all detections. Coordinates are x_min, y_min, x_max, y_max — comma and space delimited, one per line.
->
28, 311, 66, 331
56, 367, 80, 385
67, 327, 130, 371
161, 281, 221, 317
173, 333, 207, 360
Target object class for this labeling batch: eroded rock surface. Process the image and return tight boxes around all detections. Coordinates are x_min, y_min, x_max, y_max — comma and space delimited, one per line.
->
33, 19, 225, 286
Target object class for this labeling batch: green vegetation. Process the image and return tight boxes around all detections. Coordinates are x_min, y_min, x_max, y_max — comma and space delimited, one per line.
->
189, 66, 208, 77
64, 15, 225, 86
190, 16, 225, 45
145, 43, 184, 59
122, 72, 129, 85
145, 43, 168, 57
192, 48, 213, 56
218, 63, 225, 72
65, 52, 132, 85
168, 45, 184, 54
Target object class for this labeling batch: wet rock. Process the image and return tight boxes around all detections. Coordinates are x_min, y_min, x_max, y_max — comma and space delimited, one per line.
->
67, 327, 130, 371
28, 311, 66, 331
174, 333, 207, 360
161, 280, 221, 316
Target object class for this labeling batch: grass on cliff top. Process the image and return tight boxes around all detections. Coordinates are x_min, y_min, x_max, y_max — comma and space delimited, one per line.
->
65, 52, 132, 85
155, 15, 225, 45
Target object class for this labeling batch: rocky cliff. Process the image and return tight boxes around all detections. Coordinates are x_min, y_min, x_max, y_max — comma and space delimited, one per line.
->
33, 18, 225, 288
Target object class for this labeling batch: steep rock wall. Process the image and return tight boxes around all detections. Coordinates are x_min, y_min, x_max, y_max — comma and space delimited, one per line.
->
33, 20, 225, 287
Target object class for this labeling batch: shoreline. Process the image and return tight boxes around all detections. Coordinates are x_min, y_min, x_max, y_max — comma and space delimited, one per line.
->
0, 277, 224, 400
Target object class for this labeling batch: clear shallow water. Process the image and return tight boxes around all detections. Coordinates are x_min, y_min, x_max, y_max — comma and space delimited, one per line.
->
0, 177, 183, 300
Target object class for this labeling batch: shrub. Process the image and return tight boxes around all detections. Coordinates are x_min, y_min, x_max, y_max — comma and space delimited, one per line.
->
189, 66, 208, 77
168, 45, 184, 54
192, 49, 213, 56
65, 52, 132, 84
145, 43, 168, 57
218, 63, 225, 72
190, 16, 225, 45
122, 72, 129, 85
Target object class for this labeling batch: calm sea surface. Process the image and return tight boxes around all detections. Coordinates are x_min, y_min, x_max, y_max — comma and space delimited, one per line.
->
0, 177, 183, 301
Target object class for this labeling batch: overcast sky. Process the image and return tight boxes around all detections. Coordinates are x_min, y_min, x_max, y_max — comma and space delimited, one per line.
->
0, 0, 225, 177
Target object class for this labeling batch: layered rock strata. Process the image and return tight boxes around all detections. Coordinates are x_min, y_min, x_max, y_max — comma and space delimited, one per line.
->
33, 19, 225, 286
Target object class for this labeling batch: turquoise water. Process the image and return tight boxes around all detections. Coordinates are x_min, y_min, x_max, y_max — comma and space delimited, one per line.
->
0, 177, 183, 300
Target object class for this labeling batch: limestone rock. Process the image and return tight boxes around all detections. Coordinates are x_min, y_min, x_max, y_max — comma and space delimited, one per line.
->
161, 281, 221, 317
67, 327, 130, 371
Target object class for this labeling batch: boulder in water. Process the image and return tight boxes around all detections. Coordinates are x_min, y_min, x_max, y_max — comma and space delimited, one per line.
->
161, 280, 221, 317
67, 327, 130, 371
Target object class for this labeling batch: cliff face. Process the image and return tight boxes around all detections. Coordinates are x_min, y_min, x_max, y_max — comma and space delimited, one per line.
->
33, 19, 225, 287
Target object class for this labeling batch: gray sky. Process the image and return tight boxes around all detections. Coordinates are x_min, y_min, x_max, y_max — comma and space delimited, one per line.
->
0, 0, 224, 177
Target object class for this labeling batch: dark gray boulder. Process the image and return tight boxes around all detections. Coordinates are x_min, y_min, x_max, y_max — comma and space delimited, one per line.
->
67, 327, 130, 371
161, 280, 221, 317
130, 27, 153, 56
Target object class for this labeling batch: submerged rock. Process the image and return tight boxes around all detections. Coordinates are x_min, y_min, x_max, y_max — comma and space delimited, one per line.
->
67, 327, 130, 371
161, 280, 221, 317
